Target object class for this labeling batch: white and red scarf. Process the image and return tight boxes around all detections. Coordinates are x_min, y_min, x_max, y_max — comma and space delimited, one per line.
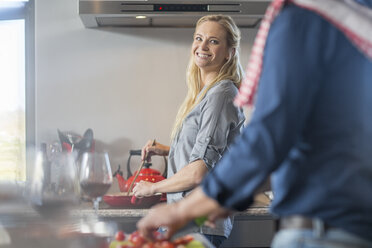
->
234, 0, 372, 108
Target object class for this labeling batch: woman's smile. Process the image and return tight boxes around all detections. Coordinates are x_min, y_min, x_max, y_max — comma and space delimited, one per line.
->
196, 52, 212, 59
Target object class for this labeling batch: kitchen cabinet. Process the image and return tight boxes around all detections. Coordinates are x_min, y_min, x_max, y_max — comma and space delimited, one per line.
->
222, 213, 275, 247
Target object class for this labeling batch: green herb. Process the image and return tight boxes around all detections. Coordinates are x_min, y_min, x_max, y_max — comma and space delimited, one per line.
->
194, 216, 208, 227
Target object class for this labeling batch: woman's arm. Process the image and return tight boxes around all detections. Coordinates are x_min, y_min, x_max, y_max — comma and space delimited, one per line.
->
141, 140, 170, 161
133, 159, 208, 197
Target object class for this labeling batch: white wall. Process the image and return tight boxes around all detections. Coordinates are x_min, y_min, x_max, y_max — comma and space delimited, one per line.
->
35, 0, 257, 192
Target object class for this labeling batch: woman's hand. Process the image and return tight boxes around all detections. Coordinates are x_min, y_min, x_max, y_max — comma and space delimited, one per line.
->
133, 181, 156, 198
141, 140, 170, 161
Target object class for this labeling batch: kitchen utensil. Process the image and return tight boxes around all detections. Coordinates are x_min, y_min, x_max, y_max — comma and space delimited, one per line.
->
57, 129, 95, 158
75, 129, 95, 159
57, 129, 75, 153
127, 139, 156, 194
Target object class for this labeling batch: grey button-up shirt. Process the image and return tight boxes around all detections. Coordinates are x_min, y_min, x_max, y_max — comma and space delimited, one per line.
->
167, 79, 245, 237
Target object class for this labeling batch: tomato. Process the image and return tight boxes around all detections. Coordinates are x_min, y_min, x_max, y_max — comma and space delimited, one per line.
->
173, 235, 194, 245
128, 231, 139, 240
175, 245, 186, 248
115, 230, 126, 241
111, 230, 195, 248
158, 241, 175, 248
153, 241, 163, 248
142, 242, 155, 248
129, 231, 146, 247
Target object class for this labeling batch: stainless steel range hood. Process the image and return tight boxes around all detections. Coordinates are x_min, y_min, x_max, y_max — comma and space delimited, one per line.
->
79, 0, 270, 28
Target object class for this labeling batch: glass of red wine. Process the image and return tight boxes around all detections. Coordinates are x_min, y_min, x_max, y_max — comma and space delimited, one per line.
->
79, 152, 113, 213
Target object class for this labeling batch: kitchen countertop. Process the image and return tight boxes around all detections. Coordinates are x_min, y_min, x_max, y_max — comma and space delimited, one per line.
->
75, 205, 271, 219
0, 202, 271, 221
75, 192, 273, 219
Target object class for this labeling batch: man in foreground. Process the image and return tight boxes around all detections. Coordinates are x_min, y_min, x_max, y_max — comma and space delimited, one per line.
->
137, 0, 372, 247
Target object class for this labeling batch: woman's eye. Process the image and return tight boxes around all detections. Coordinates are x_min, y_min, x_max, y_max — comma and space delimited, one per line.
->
195, 37, 202, 41
210, 40, 219, 44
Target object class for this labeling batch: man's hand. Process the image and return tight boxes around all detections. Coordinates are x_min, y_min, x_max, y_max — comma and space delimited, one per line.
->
137, 202, 190, 240
204, 208, 232, 228
137, 187, 232, 240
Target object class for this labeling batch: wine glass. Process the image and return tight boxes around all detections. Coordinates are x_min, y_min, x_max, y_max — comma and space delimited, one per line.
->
79, 152, 113, 213
29, 151, 79, 218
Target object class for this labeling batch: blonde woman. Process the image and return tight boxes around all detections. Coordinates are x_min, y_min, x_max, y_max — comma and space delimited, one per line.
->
133, 15, 245, 247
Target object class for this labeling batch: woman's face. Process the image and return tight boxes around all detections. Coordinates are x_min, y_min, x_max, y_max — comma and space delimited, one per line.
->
192, 21, 230, 73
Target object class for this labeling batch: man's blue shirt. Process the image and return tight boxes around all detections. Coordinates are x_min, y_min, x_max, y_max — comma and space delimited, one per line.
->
202, 2, 372, 241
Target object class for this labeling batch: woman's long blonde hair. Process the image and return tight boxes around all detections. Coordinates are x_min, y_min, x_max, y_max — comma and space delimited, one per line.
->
171, 15, 244, 140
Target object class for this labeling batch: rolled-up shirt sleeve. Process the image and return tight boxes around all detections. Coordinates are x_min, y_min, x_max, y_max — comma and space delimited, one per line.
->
189, 89, 242, 170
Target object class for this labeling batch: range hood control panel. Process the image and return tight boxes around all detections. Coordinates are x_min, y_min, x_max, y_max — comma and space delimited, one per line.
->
153, 4, 208, 12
